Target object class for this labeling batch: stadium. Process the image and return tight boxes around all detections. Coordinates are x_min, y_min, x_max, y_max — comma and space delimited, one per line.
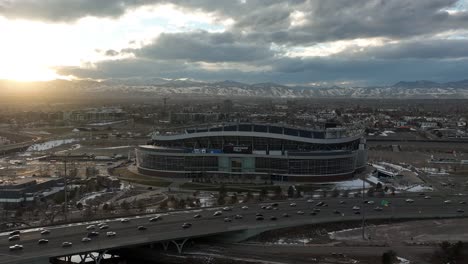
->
136, 123, 367, 182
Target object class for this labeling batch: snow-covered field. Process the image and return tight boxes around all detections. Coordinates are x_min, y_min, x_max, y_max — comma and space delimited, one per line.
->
334, 179, 370, 190
26, 138, 83, 152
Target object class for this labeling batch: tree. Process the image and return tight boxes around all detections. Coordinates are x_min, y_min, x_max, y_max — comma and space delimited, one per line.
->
217, 196, 226, 205
121, 200, 130, 211
246, 191, 254, 202
273, 186, 283, 199
287, 186, 295, 198
259, 187, 268, 201
230, 194, 238, 204
331, 189, 340, 198
381, 250, 397, 264
159, 200, 168, 210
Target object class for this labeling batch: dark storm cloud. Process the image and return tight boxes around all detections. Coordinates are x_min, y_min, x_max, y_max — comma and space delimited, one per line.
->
127, 31, 273, 62
104, 49, 119, 56
338, 39, 468, 59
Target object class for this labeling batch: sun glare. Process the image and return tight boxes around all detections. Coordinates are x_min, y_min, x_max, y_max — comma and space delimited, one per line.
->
0, 64, 60, 82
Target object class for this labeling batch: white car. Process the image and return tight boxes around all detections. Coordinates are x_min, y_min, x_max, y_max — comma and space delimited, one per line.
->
444, 200, 452, 204
290, 203, 297, 207
352, 206, 360, 211
222, 207, 232, 211
366, 201, 375, 205
120, 218, 130, 223
307, 199, 314, 203
86, 225, 96, 230
9, 244, 23, 251
62, 242, 72, 248
106, 231, 116, 237
241, 206, 249, 210
81, 237, 91, 243
424, 196, 431, 199
405, 199, 414, 203
213, 211, 222, 216
40, 229, 50, 235
8, 235, 20, 241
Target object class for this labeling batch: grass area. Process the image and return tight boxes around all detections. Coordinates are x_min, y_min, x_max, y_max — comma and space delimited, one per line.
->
112, 167, 172, 187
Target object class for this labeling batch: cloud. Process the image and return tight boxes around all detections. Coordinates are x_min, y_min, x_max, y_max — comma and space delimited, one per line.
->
127, 31, 273, 62
104, 49, 119, 56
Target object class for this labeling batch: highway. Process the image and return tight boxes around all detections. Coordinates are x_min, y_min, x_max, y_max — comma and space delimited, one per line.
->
0, 195, 466, 264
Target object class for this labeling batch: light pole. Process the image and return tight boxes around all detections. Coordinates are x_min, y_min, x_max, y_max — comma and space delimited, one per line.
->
361, 173, 366, 240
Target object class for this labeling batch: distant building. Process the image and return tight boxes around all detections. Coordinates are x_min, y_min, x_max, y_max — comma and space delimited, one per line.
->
0, 178, 64, 205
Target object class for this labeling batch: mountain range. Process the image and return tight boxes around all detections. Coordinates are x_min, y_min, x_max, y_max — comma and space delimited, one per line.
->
2, 78, 468, 99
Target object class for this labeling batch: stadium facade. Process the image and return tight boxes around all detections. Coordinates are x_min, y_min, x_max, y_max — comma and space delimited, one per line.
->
136, 123, 367, 182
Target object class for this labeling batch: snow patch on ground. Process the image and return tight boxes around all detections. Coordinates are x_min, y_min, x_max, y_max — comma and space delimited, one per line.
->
334, 179, 370, 189
403, 185, 433, 192
96, 146, 131, 150
397, 256, 410, 264
26, 138, 82, 152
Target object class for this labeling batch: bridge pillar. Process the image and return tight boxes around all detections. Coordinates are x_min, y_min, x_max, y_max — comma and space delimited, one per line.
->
170, 238, 189, 254
161, 241, 169, 251
88, 250, 107, 264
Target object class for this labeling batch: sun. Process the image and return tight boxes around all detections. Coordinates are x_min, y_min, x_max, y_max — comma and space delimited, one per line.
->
0, 64, 60, 82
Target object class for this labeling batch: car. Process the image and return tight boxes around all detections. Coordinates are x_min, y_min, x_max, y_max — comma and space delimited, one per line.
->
333, 210, 341, 214
354, 211, 361, 215
224, 217, 232, 222
120, 218, 130, 223
271, 203, 279, 207
97, 222, 106, 227
313, 208, 321, 213
424, 196, 431, 199
316, 201, 325, 207
256, 213, 263, 217
352, 206, 360, 211
37, 239, 48, 245
222, 207, 232, 211
459, 201, 466, 205
86, 225, 96, 230
88, 231, 99, 237
290, 203, 297, 207
81, 237, 91, 243
99, 225, 109, 230
40, 229, 50, 235
282, 213, 290, 217
339, 200, 346, 204
256, 216, 264, 221
405, 199, 414, 203
310, 212, 317, 216
457, 209, 465, 213
149, 215, 162, 222
261, 205, 267, 209
62, 242, 72, 248
270, 216, 277, 221
9, 230, 20, 236
213, 211, 222, 216
374, 206, 383, 211
366, 201, 375, 205
266, 206, 273, 210
307, 199, 314, 203
234, 214, 243, 219
9, 244, 23, 251
137, 226, 147, 231
297, 210, 304, 215
8, 235, 20, 241
273, 207, 279, 210
182, 223, 192, 229
444, 200, 452, 204
106, 231, 116, 237
241, 206, 249, 210
194, 214, 202, 218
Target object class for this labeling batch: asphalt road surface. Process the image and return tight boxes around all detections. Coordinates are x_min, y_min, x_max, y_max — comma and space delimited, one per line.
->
0, 195, 466, 264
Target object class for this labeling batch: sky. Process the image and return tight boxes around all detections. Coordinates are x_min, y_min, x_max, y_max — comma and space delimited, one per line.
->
1, 0, 468, 86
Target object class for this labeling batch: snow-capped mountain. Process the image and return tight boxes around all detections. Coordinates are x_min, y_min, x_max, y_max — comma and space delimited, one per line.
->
2, 79, 468, 99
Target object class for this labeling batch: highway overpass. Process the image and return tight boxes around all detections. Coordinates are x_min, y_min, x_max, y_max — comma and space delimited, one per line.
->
0, 195, 466, 264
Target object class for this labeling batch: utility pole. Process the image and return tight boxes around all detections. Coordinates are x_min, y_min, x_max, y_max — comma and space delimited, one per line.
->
64, 158, 68, 222
361, 174, 366, 240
